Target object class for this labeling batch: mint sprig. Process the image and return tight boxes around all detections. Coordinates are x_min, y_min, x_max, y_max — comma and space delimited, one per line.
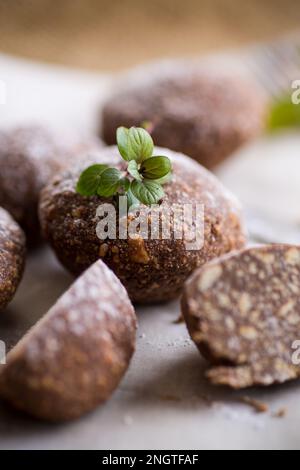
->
97, 168, 123, 197
141, 156, 171, 180
76, 126, 172, 206
131, 180, 165, 205
127, 160, 142, 181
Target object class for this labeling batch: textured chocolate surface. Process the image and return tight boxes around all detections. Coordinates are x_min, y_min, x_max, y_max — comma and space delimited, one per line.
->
0, 126, 102, 244
0, 207, 25, 311
101, 67, 266, 169
182, 244, 300, 389
39, 146, 246, 303
0, 260, 136, 421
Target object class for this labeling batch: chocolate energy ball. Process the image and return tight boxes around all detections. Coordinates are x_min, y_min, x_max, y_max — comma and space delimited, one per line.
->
0, 260, 136, 421
0, 207, 26, 311
182, 244, 300, 389
39, 146, 246, 304
0, 126, 102, 245
101, 66, 266, 169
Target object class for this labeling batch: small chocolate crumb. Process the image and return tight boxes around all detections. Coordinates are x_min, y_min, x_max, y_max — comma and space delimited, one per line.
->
173, 314, 184, 324
273, 407, 287, 418
239, 396, 269, 413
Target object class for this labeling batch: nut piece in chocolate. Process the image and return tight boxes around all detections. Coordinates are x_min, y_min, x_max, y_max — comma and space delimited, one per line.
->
0, 260, 136, 421
182, 244, 300, 389
0, 207, 26, 311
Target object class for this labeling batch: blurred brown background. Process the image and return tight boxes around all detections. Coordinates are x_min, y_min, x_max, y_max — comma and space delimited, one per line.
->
0, 0, 299, 71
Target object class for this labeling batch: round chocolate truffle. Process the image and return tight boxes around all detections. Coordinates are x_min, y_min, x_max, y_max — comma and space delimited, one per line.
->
0, 125, 102, 245
101, 65, 265, 169
0, 207, 25, 311
40, 146, 246, 303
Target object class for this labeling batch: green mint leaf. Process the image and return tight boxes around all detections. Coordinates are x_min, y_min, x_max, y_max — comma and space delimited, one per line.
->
130, 179, 164, 205
97, 168, 123, 197
127, 127, 154, 162
126, 187, 140, 210
152, 173, 173, 185
128, 160, 143, 181
117, 127, 130, 160
76, 164, 109, 196
119, 177, 130, 192
268, 94, 300, 132
141, 156, 172, 180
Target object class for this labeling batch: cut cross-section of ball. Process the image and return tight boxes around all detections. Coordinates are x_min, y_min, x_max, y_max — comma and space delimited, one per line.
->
182, 244, 300, 389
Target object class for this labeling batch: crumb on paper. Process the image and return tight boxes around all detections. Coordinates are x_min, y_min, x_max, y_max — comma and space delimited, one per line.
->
273, 407, 287, 418
239, 396, 269, 413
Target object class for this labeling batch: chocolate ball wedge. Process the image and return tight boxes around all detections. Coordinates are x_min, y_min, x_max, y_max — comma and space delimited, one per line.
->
0, 260, 136, 421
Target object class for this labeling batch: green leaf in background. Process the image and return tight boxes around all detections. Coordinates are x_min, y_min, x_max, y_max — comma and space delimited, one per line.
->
268, 94, 300, 132
127, 127, 154, 162
128, 160, 143, 181
117, 127, 130, 160
97, 168, 123, 197
131, 179, 165, 205
76, 164, 109, 196
141, 156, 172, 180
